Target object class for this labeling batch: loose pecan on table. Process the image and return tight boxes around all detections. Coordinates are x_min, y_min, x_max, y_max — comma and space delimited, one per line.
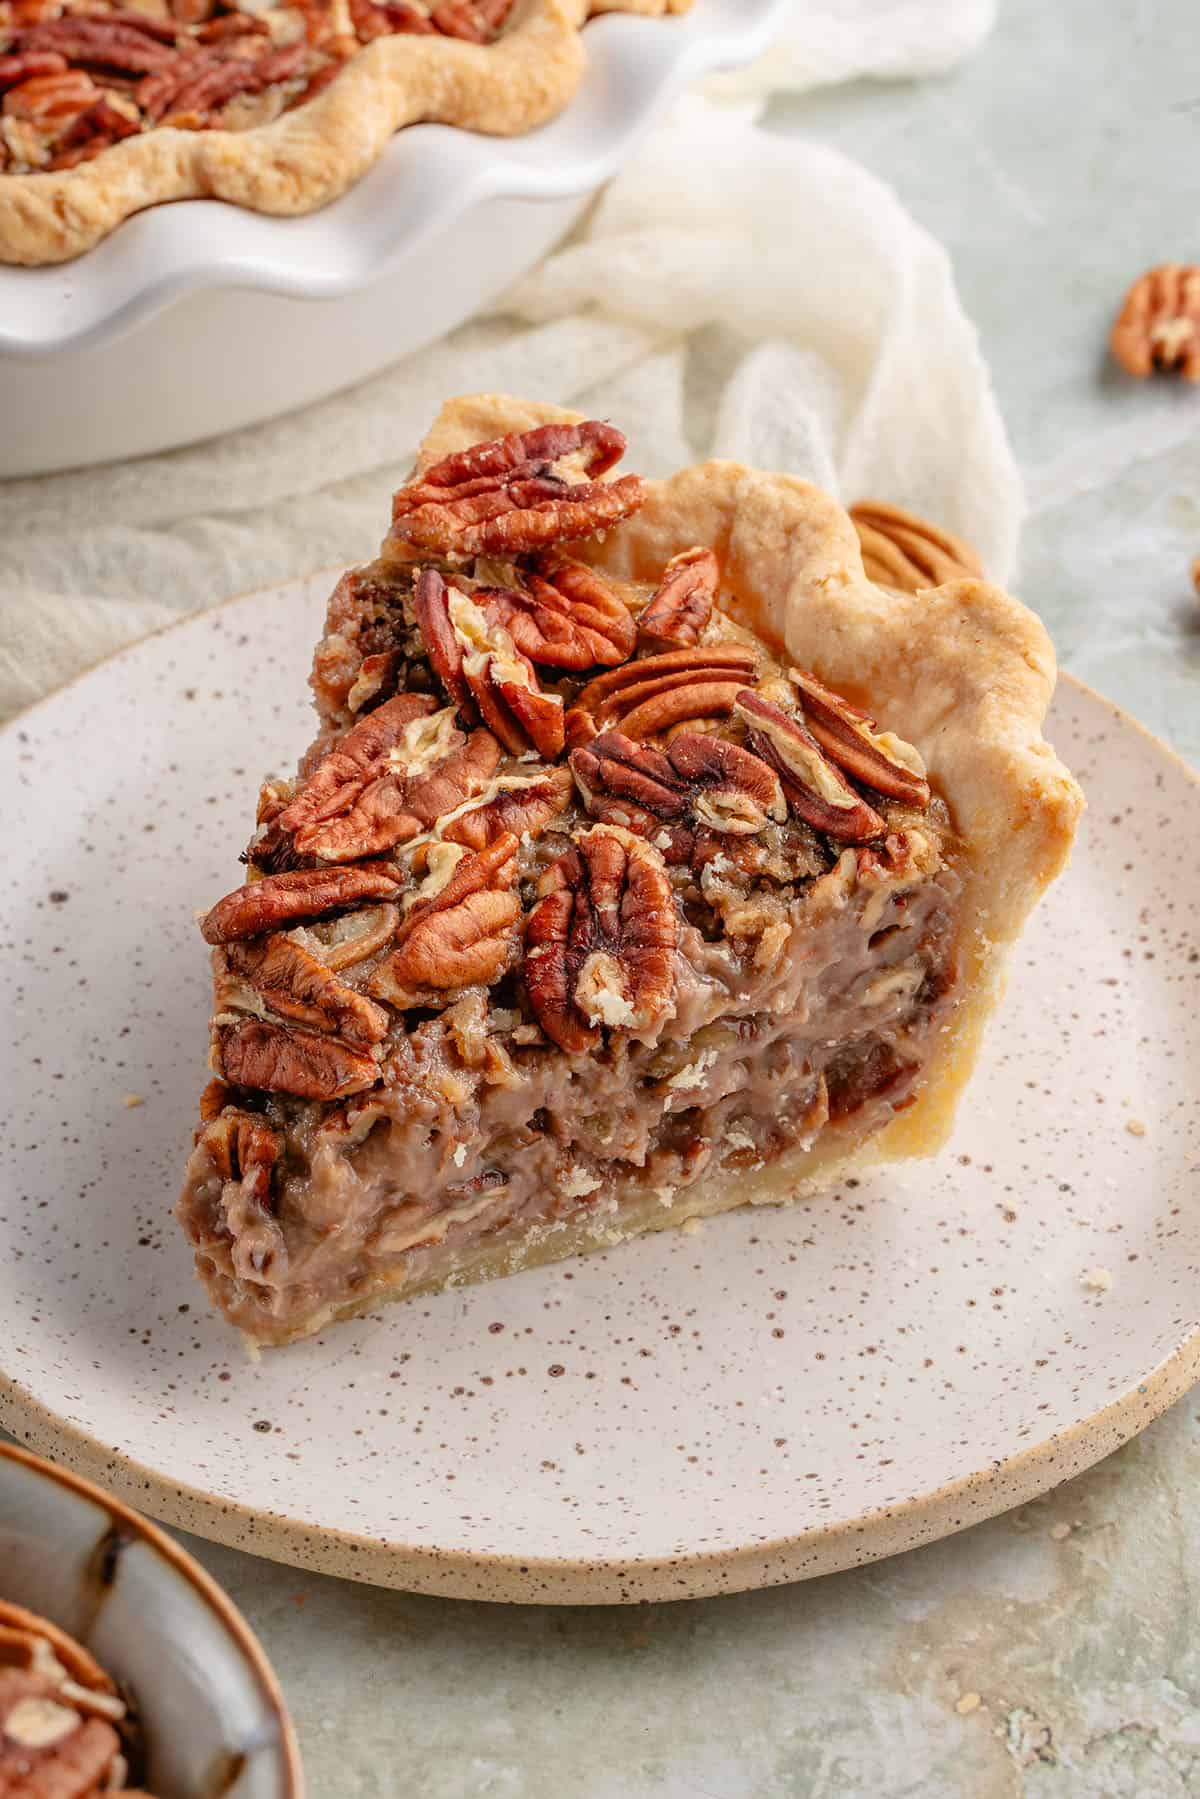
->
524, 824, 678, 1053
388, 421, 645, 558
849, 501, 983, 593
570, 729, 784, 863
413, 569, 565, 758
733, 691, 885, 844
789, 669, 930, 807
636, 547, 719, 650
261, 691, 502, 864
565, 643, 759, 745
367, 834, 522, 1006
1110, 263, 1200, 380
202, 864, 404, 944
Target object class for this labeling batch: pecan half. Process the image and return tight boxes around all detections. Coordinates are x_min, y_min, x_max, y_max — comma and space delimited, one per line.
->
292, 902, 400, 972
570, 729, 783, 861
367, 835, 521, 1006
637, 547, 719, 650
224, 935, 390, 1047
18, 16, 178, 73
413, 566, 474, 718
429, 0, 516, 42
1111, 263, 1200, 380
733, 691, 884, 843
219, 1019, 380, 1099
524, 824, 677, 1053
442, 581, 565, 758
272, 696, 501, 863
202, 865, 403, 945
441, 765, 573, 851
789, 669, 930, 807
389, 422, 642, 559
849, 501, 983, 592
481, 559, 635, 669
567, 644, 758, 743
404, 420, 627, 499
197, 1106, 282, 1204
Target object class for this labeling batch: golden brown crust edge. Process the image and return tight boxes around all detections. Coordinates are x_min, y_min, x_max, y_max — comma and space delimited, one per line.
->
0, 0, 688, 266
415, 392, 1085, 1176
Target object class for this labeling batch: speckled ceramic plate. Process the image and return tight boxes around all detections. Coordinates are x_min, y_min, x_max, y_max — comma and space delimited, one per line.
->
1, 577, 1197, 1606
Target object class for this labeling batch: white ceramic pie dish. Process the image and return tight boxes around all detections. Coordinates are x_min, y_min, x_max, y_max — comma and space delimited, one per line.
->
0, 0, 787, 477
0, 1440, 303, 1795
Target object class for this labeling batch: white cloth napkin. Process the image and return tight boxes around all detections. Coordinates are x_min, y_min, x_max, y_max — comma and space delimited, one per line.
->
0, 0, 1010, 721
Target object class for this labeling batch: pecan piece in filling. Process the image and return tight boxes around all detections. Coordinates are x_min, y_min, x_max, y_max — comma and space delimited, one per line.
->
196, 1106, 283, 1204
367, 834, 522, 1006
733, 690, 885, 844
440, 765, 573, 851
524, 824, 678, 1053
388, 421, 644, 559
636, 547, 719, 650
571, 729, 784, 862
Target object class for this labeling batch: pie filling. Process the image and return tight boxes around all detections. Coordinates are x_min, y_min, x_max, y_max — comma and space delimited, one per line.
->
0, 0, 517, 174
178, 416, 966, 1345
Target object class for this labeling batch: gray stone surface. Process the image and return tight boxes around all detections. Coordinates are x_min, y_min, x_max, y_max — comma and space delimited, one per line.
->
12, 0, 1200, 1792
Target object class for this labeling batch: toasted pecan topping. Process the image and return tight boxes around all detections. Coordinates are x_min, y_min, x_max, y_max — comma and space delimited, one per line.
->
225, 934, 390, 1048
481, 559, 635, 669
789, 669, 930, 807
389, 422, 643, 559
636, 547, 719, 650
441, 765, 573, 851
269, 695, 501, 864
367, 835, 522, 1005
849, 502, 983, 593
1111, 263, 1200, 380
446, 584, 565, 759
570, 730, 784, 862
568, 645, 758, 744
733, 691, 884, 844
219, 1018, 381, 1100
202, 865, 402, 944
524, 825, 677, 1053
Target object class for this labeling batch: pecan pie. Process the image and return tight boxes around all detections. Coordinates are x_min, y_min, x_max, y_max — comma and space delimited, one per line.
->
0, 0, 691, 264
178, 394, 1083, 1347
0, 1599, 158, 1795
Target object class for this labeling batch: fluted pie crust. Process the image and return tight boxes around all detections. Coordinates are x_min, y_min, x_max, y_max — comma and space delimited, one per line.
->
0, 0, 688, 266
178, 394, 1083, 1346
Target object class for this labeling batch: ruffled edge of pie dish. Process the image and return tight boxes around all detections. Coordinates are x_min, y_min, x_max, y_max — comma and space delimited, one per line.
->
0, 0, 687, 266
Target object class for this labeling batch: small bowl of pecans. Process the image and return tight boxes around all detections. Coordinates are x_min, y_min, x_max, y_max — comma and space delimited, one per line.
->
0, 1441, 302, 1797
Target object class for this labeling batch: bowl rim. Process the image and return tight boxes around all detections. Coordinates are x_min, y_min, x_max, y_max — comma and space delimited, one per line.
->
0, 0, 791, 358
0, 1439, 305, 1797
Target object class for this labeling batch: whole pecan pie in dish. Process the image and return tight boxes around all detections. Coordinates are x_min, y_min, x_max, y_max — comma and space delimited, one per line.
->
0, 0, 690, 264
178, 394, 1083, 1347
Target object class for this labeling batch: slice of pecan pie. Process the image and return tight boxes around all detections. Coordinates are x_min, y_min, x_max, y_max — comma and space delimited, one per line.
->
0, 0, 691, 264
178, 395, 1083, 1346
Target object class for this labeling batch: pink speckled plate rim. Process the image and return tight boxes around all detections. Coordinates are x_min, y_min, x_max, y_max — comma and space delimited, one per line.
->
0, 592, 1197, 1605
0, 1440, 305, 1786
